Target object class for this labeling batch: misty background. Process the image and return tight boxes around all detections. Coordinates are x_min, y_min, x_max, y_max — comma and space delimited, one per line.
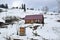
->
0, 0, 58, 11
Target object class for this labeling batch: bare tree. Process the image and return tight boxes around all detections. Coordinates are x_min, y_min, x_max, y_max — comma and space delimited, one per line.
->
57, 0, 60, 13
41, 6, 49, 14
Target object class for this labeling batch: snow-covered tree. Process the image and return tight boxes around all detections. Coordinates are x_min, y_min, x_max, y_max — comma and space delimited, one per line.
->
41, 6, 49, 14
57, 0, 60, 13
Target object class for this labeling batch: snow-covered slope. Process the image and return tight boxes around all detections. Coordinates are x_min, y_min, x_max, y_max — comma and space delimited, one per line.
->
0, 8, 60, 40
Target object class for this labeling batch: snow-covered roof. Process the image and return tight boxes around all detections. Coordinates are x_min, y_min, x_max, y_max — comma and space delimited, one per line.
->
0, 18, 5, 23
0, 8, 7, 11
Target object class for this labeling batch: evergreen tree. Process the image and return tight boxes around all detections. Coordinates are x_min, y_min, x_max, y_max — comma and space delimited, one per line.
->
24, 4, 26, 12
5, 4, 8, 9
0, 4, 8, 9
1, 4, 4, 8
22, 4, 24, 9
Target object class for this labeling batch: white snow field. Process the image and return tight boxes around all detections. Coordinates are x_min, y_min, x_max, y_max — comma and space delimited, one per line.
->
0, 8, 60, 40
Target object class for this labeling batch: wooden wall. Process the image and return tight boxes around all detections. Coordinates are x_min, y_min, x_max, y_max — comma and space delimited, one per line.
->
20, 27, 25, 36
25, 19, 44, 24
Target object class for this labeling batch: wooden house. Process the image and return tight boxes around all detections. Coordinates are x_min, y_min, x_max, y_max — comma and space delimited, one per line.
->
24, 14, 44, 24
19, 27, 26, 36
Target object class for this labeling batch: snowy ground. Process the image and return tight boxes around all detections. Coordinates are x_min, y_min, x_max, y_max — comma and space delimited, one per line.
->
0, 8, 60, 40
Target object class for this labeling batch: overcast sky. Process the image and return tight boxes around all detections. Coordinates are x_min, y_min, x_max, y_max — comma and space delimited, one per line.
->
0, 0, 58, 11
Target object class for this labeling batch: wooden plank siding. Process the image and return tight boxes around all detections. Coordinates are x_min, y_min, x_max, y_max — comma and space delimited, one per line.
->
25, 19, 43, 24
20, 27, 25, 36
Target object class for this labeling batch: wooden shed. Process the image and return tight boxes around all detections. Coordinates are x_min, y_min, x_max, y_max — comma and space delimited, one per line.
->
0, 22, 4, 26
0, 19, 5, 24
24, 14, 44, 24
19, 27, 26, 36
